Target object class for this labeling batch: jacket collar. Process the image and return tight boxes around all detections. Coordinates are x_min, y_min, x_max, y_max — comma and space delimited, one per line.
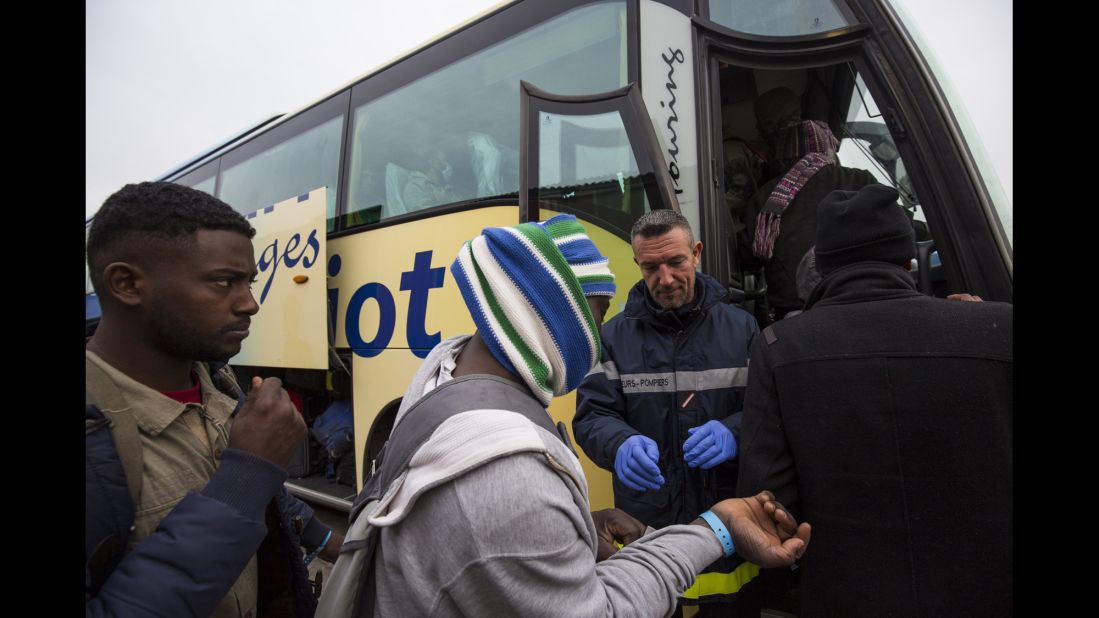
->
805, 261, 921, 310
624, 271, 727, 328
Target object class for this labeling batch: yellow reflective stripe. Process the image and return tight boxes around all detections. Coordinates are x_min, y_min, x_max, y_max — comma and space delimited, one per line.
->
680, 561, 761, 599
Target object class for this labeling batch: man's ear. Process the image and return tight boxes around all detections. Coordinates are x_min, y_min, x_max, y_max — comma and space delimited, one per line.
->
101, 262, 147, 307
694, 241, 703, 259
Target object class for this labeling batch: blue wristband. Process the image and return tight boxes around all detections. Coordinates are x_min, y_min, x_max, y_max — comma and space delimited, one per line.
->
303, 529, 333, 566
699, 510, 735, 557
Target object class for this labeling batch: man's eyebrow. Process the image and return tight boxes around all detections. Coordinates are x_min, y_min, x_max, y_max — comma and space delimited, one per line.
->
206, 267, 256, 277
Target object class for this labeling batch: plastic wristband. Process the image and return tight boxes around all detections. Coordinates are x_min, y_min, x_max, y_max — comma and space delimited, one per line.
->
303, 529, 333, 566
699, 510, 735, 557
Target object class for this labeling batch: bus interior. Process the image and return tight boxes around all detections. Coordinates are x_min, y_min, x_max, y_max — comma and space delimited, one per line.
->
712, 59, 939, 325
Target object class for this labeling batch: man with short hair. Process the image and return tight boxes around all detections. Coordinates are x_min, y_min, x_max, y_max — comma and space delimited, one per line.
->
573, 209, 762, 615
85, 181, 342, 617
736, 183, 1012, 616
347, 214, 808, 617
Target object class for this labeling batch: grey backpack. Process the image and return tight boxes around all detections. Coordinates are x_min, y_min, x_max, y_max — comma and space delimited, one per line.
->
316, 374, 570, 617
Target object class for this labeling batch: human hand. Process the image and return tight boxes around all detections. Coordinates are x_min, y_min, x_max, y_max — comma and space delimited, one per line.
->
759, 494, 800, 541
707, 491, 810, 567
947, 293, 983, 302
683, 420, 737, 469
319, 531, 346, 563
228, 376, 307, 468
614, 435, 664, 491
591, 508, 647, 561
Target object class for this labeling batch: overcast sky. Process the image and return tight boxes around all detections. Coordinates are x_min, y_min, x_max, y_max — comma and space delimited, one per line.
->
86, 0, 1010, 220
86, 0, 502, 219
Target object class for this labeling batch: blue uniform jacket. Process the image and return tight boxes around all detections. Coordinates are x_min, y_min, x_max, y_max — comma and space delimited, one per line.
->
574, 273, 759, 529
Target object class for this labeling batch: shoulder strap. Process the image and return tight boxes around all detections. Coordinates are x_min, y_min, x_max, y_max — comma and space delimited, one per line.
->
351, 374, 556, 517
208, 361, 246, 414
85, 356, 144, 507
320, 375, 560, 618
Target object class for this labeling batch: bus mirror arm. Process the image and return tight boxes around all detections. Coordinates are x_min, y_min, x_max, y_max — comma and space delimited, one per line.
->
915, 240, 936, 296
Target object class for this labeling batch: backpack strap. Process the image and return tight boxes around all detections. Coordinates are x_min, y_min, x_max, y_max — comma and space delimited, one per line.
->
85, 356, 144, 507
351, 374, 558, 518
85, 357, 248, 602
208, 361, 246, 414
318, 375, 559, 618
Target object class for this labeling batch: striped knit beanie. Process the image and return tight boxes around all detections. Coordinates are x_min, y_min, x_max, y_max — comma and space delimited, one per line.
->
451, 214, 615, 406
537, 214, 617, 298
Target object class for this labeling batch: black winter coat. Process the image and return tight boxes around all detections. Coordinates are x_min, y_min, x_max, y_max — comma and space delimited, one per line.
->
736, 262, 1012, 617
743, 164, 877, 315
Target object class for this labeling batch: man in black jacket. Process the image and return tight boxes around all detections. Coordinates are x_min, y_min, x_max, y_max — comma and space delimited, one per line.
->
736, 183, 1012, 617
574, 209, 762, 616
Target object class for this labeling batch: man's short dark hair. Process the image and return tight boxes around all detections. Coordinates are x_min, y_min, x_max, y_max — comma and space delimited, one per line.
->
86, 181, 255, 296
630, 209, 694, 245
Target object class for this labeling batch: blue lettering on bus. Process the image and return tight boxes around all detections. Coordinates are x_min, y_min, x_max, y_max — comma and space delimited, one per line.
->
338, 250, 447, 359
345, 282, 396, 358
257, 228, 322, 304
401, 250, 446, 357
327, 254, 342, 332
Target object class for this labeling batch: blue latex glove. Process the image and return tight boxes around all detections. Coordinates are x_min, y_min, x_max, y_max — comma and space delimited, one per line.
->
614, 435, 664, 491
683, 420, 737, 469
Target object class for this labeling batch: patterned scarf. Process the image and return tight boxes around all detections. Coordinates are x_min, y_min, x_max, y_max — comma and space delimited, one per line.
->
753, 120, 839, 260
451, 214, 615, 405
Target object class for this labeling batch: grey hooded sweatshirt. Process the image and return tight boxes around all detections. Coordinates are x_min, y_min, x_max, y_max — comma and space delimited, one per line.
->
372, 335, 724, 617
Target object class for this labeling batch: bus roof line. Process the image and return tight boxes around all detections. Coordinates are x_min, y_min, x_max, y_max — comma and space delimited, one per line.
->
314, 0, 516, 108
161, 1, 516, 181
157, 113, 285, 181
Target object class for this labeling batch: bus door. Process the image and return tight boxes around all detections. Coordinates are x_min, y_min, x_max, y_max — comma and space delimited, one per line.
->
691, 0, 1011, 325
517, 79, 681, 510
231, 188, 329, 371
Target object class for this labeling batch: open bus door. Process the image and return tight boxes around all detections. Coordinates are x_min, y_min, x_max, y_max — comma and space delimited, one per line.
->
691, 0, 1011, 327
517, 79, 683, 510
226, 188, 353, 508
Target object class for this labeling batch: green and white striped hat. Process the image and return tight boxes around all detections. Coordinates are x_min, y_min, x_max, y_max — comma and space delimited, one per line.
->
451, 214, 615, 405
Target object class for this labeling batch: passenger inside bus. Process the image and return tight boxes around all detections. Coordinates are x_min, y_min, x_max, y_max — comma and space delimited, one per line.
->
742, 112, 877, 321
404, 146, 456, 210
752, 86, 802, 181
467, 131, 518, 199
722, 136, 765, 236
719, 66, 920, 324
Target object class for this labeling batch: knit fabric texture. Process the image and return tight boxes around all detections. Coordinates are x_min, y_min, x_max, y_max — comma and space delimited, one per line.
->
753, 120, 840, 260
814, 183, 916, 274
539, 214, 617, 298
450, 214, 614, 406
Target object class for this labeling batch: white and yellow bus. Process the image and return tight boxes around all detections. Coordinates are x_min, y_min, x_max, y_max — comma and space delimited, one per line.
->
86, 0, 1011, 514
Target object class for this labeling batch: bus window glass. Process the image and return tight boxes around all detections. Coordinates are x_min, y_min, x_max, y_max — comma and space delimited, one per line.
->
345, 1, 627, 226
535, 110, 651, 237
218, 115, 343, 225
191, 176, 216, 196
707, 0, 851, 37
837, 71, 921, 222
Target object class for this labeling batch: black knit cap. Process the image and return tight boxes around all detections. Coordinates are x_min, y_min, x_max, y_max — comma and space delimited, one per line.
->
814, 183, 916, 275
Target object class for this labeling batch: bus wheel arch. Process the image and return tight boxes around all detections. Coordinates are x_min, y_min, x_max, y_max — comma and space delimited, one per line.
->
362, 397, 402, 484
